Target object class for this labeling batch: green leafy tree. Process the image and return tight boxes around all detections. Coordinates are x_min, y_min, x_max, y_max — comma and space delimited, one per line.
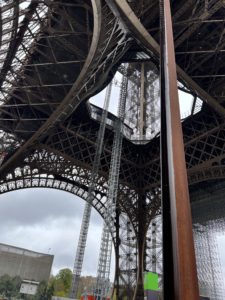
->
0, 275, 21, 299
54, 268, 72, 297
0, 274, 13, 298
0, 274, 22, 299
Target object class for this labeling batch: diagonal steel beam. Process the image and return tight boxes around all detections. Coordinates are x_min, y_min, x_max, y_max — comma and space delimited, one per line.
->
111, 0, 225, 119
0, 0, 102, 177
0, 0, 38, 88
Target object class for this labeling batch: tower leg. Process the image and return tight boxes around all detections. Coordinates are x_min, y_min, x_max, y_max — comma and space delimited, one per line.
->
114, 204, 121, 300
133, 193, 147, 300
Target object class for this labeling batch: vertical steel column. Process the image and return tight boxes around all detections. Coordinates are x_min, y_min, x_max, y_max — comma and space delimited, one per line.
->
140, 63, 146, 139
160, 0, 199, 299
151, 222, 157, 274
134, 193, 146, 300
126, 219, 133, 300
114, 204, 121, 300
106, 67, 128, 300
94, 222, 112, 300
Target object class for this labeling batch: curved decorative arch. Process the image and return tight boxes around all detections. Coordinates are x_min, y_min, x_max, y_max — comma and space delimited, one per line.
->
0, 173, 107, 220
0, 168, 138, 240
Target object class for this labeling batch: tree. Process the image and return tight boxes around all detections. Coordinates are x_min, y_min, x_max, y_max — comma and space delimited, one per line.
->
54, 268, 72, 297
0, 274, 22, 299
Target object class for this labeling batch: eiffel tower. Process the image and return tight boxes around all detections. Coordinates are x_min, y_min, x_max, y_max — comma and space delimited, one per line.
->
1, 1, 225, 299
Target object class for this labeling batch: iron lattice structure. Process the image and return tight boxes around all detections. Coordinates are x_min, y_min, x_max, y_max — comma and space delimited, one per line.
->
70, 81, 112, 299
94, 222, 112, 300
1, 0, 225, 299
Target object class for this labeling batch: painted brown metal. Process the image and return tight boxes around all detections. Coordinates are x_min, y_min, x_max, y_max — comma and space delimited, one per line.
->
160, 0, 199, 299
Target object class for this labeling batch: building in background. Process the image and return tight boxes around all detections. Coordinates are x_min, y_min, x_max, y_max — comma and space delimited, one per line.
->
0, 243, 53, 282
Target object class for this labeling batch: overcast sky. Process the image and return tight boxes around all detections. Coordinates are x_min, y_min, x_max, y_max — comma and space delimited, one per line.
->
0, 188, 115, 278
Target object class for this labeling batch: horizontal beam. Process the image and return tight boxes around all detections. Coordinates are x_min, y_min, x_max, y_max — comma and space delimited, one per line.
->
191, 74, 225, 78
0, 102, 60, 107
148, 19, 225, 33
0, 118, 47, 121
111, 0, 225, 118
176, 49, 225, 55
24, 60, 85, 67
13, 83, 73, 89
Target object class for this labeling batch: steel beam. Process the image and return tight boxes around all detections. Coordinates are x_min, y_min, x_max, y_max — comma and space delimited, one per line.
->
0, 0, 103, 176
112, 0, 225, 118
176, 49, 225, 55
160, 1, 199, 299
139, 63, 146, 139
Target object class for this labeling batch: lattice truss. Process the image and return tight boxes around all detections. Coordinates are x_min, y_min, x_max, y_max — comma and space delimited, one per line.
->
116, 212, 137, 299
70, 82, 113, 299
141, 108, 225, 191
0, 0, 91, 156
0, 0, 131, 169
2, 0, 225, 299
124, 62, 160, 142
95, 222, 113, 299
146, 215, 162, 287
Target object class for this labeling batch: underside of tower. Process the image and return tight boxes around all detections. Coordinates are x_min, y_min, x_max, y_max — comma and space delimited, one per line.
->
1, 1, 225, 299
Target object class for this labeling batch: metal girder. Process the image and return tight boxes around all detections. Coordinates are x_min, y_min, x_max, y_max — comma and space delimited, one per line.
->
0, 150, 108, 217
110, 0, 225, 119
0, 0, 38, 87
174, 1, 222, 48
1, 2, 225, 299
176, 49, 225, 55
0, 0, 102, 173
0, 0, 131, 178
70, 81, 112, 299
160, 0, 199, 298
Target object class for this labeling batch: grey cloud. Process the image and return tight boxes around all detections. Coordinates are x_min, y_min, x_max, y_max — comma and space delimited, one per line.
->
0, 188, 110, 278
0, 188, 102, 226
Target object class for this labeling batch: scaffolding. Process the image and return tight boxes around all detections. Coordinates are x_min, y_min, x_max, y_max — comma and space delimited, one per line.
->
124, 62, 160, 143
118, 213, 137, 299
145, 186, 225, 300
193, 223, 224, 300
70, 82, 113, 299
146, 215, 163, 289
191, 181, 225, 300
94, 66, 128, 300
94, 222, 112, 300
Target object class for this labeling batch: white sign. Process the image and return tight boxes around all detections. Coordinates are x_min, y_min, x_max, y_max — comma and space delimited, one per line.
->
20, 281, 39, 295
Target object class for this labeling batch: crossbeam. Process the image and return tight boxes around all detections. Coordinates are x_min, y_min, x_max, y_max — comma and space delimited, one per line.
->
111, 0, 225, 119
